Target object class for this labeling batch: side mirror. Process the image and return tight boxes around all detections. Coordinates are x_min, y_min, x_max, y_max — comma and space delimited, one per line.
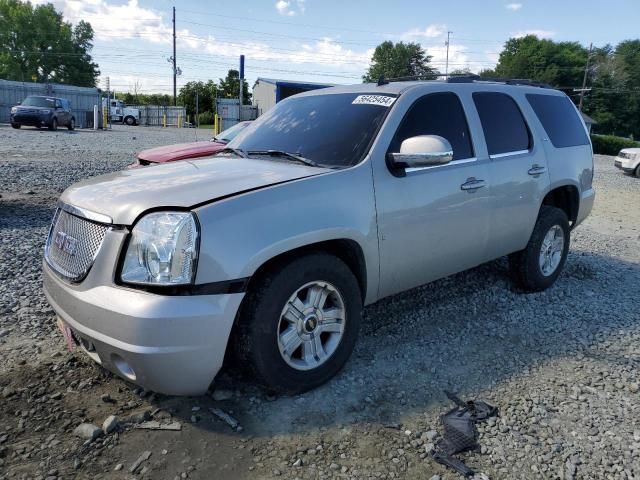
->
388, 135, 453, 169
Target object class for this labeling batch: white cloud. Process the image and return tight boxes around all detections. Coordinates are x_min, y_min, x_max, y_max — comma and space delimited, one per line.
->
505, 3, 523, 11
275, 0, 305, 16
400, 24, 447, 40
513, 29, 555, 39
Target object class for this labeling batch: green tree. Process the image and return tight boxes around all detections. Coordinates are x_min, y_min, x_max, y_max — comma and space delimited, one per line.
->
586, 40, 640, 138
0, 0, 100, 86
363, 41, 438, 82
483, 35, 587, 90
218, 69, 251, 104
178, 80, 218, 117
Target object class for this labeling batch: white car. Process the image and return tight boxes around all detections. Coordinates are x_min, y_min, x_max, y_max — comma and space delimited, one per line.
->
614, 148, 640, 177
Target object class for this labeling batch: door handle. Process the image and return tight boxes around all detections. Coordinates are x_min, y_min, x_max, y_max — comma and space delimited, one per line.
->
460, 178, 487, 191
528, 164, 547, 176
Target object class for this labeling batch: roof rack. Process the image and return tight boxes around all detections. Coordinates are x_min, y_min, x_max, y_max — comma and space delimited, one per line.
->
446, 75, 553, 88
374, 74, 554, 89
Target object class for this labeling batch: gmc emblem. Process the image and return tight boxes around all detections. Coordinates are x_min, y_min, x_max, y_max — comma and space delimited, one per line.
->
54, 231, 78, 255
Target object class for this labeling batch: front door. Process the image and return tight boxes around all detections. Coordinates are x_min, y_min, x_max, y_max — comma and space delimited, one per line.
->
373, 92, 492, 299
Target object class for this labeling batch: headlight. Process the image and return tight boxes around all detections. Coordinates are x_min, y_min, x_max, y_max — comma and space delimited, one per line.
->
121, 211, 199, 286
41, 109, 51, 114
11, 107, 17, 113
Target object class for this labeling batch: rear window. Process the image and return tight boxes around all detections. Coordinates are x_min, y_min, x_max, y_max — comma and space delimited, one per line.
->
526, 94, 589, 148
473, 92, 531, 156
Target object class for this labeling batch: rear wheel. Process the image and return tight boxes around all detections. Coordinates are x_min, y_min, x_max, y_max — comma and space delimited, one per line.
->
11, 123, 20, 129
48, 118, 58, 131
635, 164, 640, 179
236, 253, 362, 394
509, 206, 570, 292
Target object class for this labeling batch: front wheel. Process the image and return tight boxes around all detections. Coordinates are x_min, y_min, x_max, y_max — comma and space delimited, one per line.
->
11, 123, 20, 129
124, 116, 136, 126
236, 253, 362, 394
509, 206, 570, 292
67, 117, 75, 131
635, 164, 640, 179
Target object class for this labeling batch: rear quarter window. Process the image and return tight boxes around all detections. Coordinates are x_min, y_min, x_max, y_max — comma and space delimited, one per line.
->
526, 94, 590, 148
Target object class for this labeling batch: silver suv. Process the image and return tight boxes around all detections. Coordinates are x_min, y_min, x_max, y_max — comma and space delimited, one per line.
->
43, 79, 595, 395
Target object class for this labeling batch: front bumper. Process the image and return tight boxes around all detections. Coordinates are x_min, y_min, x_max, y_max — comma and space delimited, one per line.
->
43, 262, 244, 395
11, 113, 52, 126
614, 157, 638, 173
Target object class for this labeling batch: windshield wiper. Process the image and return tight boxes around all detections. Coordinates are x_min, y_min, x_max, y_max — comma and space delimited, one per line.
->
247, 150, 320, 168
218, 147, 247, 158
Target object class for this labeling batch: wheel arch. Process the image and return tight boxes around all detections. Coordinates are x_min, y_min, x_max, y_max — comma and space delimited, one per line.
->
245, 239, 368, 303
541, 184, 579, 228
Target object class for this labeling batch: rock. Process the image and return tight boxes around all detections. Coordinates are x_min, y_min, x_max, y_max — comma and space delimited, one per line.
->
629, 383, 639, 393
114, 463, 123, 471
102, 415, 118, 434
430, 476, 441, 480
212, 389, 233, 401
330, 463, 339, 470
73, 423, 103, 441
0, 329, 9, 338
292, 458, 302, 467
2, 387, 15, 398
100, 393, 113, 403
130, 450, 152, 474
425, 430, 438, 441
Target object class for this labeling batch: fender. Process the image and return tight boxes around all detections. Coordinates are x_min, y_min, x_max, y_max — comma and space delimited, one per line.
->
193, 163, 381, 305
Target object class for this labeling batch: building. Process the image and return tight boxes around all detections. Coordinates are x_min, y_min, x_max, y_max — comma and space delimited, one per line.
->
252, 78, 335, 116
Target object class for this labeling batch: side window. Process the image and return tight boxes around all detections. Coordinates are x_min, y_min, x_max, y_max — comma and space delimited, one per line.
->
473, 92, 531, 156
390, 92, 474, 161
55, 99, 62, 109
526, 94, 589, 148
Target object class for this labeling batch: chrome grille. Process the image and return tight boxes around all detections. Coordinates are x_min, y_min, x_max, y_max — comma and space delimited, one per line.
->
45, 208, 109, 282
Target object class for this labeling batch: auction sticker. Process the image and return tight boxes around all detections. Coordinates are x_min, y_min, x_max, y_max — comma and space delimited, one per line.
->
352, 95, 396, 107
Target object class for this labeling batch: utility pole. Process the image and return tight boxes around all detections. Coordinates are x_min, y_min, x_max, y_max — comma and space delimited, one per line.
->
172, 6, 177, 106
445, 31, 452, 80
239, 55, 245, 122
577, 42, 593, 112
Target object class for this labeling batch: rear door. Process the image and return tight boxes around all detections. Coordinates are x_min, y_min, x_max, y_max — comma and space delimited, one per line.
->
472, 91, 550, 259
373, 91, 492, 298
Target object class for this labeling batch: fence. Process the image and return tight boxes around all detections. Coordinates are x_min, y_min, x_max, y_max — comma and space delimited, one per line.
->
0, 79, 101, 128
216, 98, 258, 131
128, 105, 187, 127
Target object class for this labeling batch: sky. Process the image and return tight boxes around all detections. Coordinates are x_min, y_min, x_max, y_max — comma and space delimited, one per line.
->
31, 0, 640, 95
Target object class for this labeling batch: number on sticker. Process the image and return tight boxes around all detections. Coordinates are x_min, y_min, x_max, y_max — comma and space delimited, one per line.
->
352, 95, 396, 107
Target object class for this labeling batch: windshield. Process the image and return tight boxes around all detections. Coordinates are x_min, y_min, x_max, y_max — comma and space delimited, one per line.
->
21, 96, 55, 108
213, 121, 250, 144
228, 92, 395, 168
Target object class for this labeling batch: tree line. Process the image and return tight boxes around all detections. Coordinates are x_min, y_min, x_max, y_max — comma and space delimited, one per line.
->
364, 37, 640, 139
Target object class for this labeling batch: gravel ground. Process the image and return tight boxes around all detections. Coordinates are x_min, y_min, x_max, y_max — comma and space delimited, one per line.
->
0, 123, 639, 480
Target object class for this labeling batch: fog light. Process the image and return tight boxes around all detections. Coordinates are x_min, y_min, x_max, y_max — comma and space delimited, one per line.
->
112, 354, 136, 381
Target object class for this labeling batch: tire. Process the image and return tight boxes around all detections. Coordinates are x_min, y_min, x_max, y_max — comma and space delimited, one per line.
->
635, 164, 640, 179
11, 123, 20, 129
48, 118, 58, 131
124, 116, 135, 126
509, 206, 570, 292
67, 117, 75, 131
236, 253, 362, 394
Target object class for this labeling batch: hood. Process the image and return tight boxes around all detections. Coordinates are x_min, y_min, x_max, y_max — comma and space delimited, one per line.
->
60, 156, 330, 225
15, 105, 51, 112
137, 141, 226, 163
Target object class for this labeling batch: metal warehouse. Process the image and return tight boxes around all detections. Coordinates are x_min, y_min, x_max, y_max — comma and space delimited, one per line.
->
252, 77, 334, 115
0, 79, 101, 128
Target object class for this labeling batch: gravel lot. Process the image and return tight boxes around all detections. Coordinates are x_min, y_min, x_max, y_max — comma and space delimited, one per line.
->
1, 124, 639, 480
